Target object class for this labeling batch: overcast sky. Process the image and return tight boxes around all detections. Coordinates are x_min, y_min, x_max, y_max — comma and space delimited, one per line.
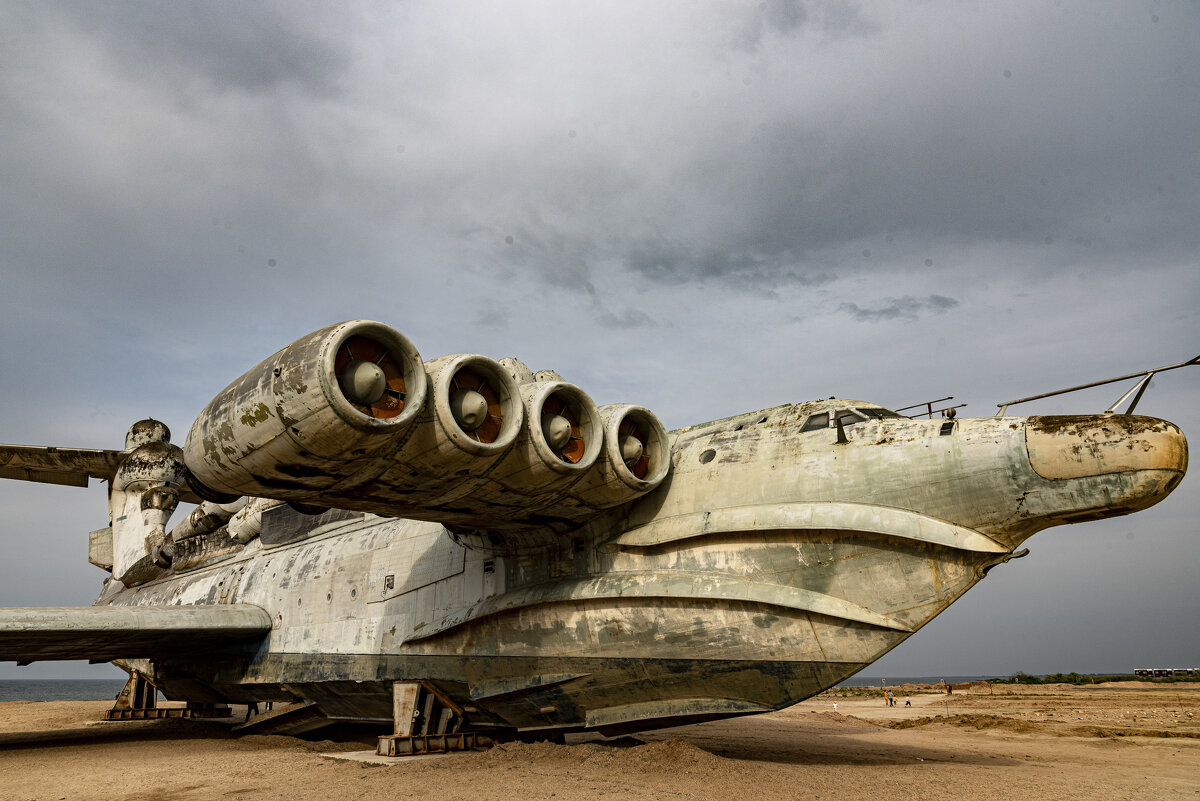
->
1, 1, 1196, 681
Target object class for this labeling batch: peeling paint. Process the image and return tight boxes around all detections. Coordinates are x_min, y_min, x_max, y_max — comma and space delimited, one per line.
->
239, 403, 273, 428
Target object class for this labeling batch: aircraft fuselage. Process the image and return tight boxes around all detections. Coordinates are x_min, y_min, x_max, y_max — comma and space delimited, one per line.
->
100, 400, 1186, 735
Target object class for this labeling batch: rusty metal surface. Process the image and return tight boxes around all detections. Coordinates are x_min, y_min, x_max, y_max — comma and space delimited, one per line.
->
392, 682, 420, 737
105, 670, 233, 720
105, 707, 233, 720
377, 731, 496, 756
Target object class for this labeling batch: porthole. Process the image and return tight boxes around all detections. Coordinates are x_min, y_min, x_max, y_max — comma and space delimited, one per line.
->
699, 449, 716, 464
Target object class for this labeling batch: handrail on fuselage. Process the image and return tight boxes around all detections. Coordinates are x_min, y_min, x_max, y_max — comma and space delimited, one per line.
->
995, 354, 1200, 417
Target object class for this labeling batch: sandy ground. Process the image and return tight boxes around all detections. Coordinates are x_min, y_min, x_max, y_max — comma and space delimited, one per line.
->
0, 683, 1197, 801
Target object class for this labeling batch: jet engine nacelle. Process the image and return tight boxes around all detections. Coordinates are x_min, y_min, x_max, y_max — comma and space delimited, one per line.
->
342, 360, 606, 527
182, 322, 672, 535
447, 399, 668, 552
343, 352, 527, 509
467, 373, 605, 504
564, 403, 671, 508
183, 321, 427, 499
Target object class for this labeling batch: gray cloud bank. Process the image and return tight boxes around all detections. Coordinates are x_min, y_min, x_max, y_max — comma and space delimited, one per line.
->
839, 294, 960, 322
5, 2, 1198, 307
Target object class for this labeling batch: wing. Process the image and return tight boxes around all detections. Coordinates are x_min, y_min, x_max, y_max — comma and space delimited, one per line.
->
0, 443, 204, 504
0, 605, 271, 663
0, 445, 124, 488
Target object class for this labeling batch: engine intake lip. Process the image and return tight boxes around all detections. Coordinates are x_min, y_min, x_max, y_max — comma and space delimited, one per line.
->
431, 354, 524, 456
601, 404, 670, 491
526, 381, 602, 474
318, 321, 427, 432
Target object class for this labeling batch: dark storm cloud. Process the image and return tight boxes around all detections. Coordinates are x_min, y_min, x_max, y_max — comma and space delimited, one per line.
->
476, 308, 509, 330
729, 0, 809, 52
59, 2, 351, 97
838, 294, 960, 323
580, 281, 655, 330
730, 0, 876, 52
620, 235, 835, 287
459, 3, 1200, 294
596, 306, 655, 330
6, 0, 1197, 312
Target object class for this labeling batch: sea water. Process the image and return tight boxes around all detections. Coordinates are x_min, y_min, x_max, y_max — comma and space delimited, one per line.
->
0, 679, 127, 702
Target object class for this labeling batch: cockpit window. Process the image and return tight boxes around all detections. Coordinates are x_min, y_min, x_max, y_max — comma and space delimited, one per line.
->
834, 409, 867, 427
803, 407, 900, 432
800, 412, 829, 432
855, 407, 904, 420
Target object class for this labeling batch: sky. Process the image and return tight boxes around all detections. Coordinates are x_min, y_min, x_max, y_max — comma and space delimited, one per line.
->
0, 1, 1196, 680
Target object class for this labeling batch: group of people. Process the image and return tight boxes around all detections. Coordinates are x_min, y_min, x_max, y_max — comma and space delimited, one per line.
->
883, 690, 911, 707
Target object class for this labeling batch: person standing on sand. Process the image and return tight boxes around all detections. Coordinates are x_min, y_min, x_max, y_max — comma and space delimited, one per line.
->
905, 695, 911, 707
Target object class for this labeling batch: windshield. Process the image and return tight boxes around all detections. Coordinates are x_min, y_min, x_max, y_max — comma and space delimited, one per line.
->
856, 408, 904, 420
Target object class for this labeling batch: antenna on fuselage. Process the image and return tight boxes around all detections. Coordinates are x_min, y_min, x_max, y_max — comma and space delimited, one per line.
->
995, 353, 1200, 416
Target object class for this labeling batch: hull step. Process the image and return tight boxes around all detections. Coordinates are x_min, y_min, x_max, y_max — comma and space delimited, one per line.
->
234, 701, 330, 736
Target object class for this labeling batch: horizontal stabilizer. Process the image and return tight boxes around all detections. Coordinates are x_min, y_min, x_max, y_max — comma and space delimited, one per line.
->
0, 605, 272, 663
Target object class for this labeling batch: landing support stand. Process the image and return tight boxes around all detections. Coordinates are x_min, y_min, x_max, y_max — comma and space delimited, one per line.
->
105, 670, 232, 720
377, 681, 497, 756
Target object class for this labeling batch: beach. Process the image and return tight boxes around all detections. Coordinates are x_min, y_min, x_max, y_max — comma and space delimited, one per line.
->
0, 682, 1196, 800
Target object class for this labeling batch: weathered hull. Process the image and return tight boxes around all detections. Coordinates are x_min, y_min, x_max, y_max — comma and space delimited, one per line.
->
107, 506, 998, 734
210, 654, 863, 735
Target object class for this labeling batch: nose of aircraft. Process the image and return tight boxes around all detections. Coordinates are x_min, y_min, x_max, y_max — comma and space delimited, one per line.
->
1022, 414, 1187, 527
1026, 414, 1187, 480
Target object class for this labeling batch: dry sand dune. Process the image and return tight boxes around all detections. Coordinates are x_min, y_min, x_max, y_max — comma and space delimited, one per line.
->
0, 684, 1197, 801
